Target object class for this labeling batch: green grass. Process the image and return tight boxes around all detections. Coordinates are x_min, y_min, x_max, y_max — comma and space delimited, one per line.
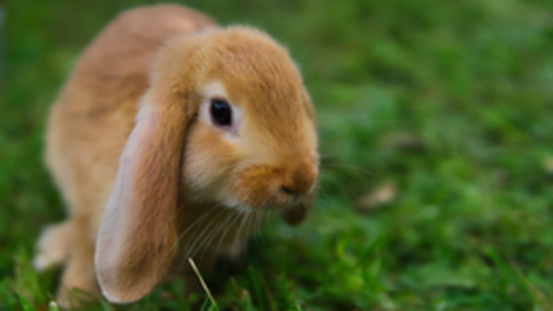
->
2, 0, 553, 309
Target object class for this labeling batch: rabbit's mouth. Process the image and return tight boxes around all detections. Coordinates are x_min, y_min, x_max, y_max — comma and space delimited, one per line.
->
222, 195, 313, 214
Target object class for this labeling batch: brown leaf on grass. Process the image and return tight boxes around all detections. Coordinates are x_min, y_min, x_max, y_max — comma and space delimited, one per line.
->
355, 181, 397, 212
545, 157, 553, 175
381, 132, 425, 152
493, 169, 509, 188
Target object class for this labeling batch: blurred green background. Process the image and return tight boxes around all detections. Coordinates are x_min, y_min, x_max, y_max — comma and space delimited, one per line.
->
2, 0, 553, 309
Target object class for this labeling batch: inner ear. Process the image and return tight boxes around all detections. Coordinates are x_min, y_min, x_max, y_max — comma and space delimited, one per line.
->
95, 100, 186, 304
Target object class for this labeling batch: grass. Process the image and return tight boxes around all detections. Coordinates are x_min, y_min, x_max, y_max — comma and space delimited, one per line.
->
2, 0, 553, 309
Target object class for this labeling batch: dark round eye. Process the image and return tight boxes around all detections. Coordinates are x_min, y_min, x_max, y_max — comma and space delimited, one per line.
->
210, 99, 232, 126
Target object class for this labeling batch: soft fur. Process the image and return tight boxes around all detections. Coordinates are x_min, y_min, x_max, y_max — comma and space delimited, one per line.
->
35, 3, 319, 305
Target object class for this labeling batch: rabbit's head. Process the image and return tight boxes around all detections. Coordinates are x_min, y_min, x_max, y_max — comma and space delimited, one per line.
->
95, 26, 318, 303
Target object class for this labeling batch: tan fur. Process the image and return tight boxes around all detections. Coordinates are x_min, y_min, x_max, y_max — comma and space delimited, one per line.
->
35, 3, 318, 305
33, 221, 72, 271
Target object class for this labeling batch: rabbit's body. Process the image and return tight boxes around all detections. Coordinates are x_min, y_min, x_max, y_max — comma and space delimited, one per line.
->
36, 5, 217, 301
35, 4, 318, 305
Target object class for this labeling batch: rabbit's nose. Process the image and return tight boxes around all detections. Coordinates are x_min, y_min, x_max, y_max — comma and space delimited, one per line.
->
280, 160, 317, 198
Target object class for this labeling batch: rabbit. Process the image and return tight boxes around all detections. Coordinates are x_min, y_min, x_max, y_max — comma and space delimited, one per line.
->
34, 4, 319, 303
33, 3, 319, 305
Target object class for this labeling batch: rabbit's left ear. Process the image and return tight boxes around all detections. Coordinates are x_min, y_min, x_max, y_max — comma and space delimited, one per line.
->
95, 92, 189, 304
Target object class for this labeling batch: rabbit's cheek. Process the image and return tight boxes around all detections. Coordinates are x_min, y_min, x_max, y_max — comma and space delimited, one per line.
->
181, 124, 237, 194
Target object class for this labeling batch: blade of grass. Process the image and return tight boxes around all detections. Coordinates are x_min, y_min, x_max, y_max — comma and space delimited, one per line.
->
18, 293, 36, 311
188, 258, 218, 310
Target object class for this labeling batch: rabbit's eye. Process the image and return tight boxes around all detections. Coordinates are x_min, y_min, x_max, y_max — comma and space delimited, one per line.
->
210, 99, 232, 126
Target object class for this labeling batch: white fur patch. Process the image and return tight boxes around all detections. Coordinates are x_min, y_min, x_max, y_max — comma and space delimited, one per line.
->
200, 81, 242, 138
33, 222, 72, 271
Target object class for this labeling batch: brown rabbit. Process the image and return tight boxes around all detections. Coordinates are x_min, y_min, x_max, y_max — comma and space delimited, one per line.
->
33, 3, 319, 305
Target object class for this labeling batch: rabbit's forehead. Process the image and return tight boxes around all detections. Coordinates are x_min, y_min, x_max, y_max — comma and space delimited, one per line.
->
201, 81, 228, 99
206, 37, 303, 106
201, 78, 301, 115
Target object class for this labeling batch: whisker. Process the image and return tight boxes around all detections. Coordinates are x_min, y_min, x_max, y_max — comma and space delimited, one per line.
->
232, 212, 251, 253
155, 204, 219, 275
302, 41, 352, 78
310, 199, 325, 223
316, 193, 347, 218
254, 211, 268, 250
250, 212, 264, 250
318, 147, 386, 160
198, 209, 237, 267
318, 175, 368, 199
321, 163, 375, 177
177, 207, 229, 273
241, 212, 256, 254
213, 211, 244, 259
183, 206, 228, 263
299, 2, 352, 63
318, 118, 415, 145
197, 208, 240, 262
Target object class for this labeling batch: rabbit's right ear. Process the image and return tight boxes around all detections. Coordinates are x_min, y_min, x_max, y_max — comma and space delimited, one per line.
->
95, 91, 189, 303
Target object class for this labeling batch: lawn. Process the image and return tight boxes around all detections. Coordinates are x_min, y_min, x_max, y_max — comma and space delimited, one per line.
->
2, 0, 553, 309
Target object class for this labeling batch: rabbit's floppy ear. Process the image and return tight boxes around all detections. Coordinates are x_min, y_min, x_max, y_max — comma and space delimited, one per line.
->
95, 91, 188, 303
